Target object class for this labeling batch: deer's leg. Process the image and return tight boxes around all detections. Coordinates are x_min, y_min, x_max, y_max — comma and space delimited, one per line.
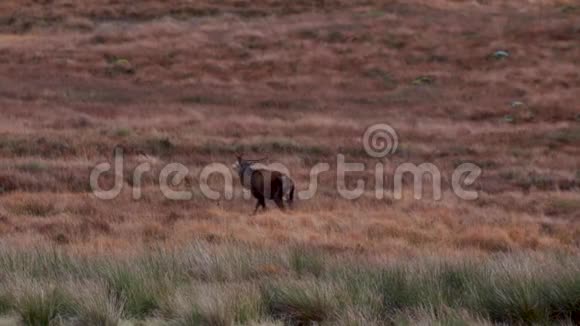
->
274, 197, 285, 211
287, 185, 295, 209
273, 187, 285, 211
253, 200, 261, 215
252, 191, 266, 215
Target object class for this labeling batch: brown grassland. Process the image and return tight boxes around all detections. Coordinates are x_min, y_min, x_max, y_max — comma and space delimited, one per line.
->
0, 0, 579, 324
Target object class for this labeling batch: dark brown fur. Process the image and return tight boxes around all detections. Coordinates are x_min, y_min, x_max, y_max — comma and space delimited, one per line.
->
248, 168, 287, 214
236, 156, 294, 215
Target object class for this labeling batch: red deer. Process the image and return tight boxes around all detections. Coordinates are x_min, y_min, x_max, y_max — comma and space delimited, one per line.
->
232, 155, 295, 215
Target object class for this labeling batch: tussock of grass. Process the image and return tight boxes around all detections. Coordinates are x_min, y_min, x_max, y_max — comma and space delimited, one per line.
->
114, 128, 132, 138
473, 274, 550, 324
24, 202, 56, 217
180, 94, 234, 106
13, 284, 73, 326
198, 139, 329, 157
0, 294, 12, 316
545, 198, 580, 216
435, 262, 484, 306
16, 161, 48, 173
171, 285, 263, 326
288, 246, 325, 277
261, 281, 337, 325
545, 272, 580, 322
393, 307, 486, 326
0, 137, 76, 158
0, 244, 577, 324
546, 127, 580, 145
379, 268, 428, 313
9, 200, 57, 217
71, 282, 124, 326
103, 267, 166, 317
172, 242, 286, 282
143, 137, 175, 156
252, 139, 328, 156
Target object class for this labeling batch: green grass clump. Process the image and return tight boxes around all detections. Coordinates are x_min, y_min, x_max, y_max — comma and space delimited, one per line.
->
14, 286, 73, 326
288, 246, 325, 278
546, 127, 580, 145
261, 282, 336, 324
10, 201, 56, 217
379, 268, 428, 313
0, 137, 76, 158
73, 282, 124, 326
543, 271, 580, 323
0, 293, 13, 316
114, 128, 132, 137
143, 137, 174, 156
169, 284, 264, 326
434, 262, 485, 307
247, 139, 329, 156
473, 275, 550, 324
197, 139, 329, 157
103, 267, 166, 318
545, 198, 580, 216
335, 267, 383, 319
364, 68, 397, 89
16, 161, 48, 173
412, 75, 436, 86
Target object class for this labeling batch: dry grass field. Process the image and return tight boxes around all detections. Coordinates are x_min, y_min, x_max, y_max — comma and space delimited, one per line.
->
0, 0, 579, 324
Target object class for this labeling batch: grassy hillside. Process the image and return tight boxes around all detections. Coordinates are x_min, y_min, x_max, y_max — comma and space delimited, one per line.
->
0, 0, 578, 324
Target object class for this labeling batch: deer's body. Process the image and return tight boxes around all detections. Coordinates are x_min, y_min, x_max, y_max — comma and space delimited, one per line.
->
234, 157, 295, 214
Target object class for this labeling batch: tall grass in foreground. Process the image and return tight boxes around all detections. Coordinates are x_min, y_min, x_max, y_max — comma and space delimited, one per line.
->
0, 242, 577, 325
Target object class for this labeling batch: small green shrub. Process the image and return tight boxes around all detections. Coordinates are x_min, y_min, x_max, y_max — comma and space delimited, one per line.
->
0, 138, 75, 158
104, 268, 165, 318
560, 5, 579, 13
289, 246, 325, 278
383, 37, 406, 49
379, 268, 427, 313
234, 294, 264, 324
261, 282, 336, 325
543, 272, 580, 322
412, 75, 435, 86
198, 140, 329, 157
114, 128, 132, 137
169, 285, 263, 326
436, 262, 484, 307
10, 201, 56, 217
248, 139, 329, 156
364, 68, 397, 89
16, 162, 48, 173
546, 127, 580, 145
472, 275, 550, 324
336, 266, 384, 319
70, 281, 124, 326
0, 293, 13, 315
175, 308, 206, 326
15, 287, 73, 326
143, 137, 174, 156
179, 94, 233, 106
545, 198, 580, 216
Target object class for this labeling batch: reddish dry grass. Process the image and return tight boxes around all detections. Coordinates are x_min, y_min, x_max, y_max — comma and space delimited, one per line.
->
0, 0, 578, 257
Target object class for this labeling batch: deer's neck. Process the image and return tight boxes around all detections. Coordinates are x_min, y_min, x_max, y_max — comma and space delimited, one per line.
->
239, 163, 253, 182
